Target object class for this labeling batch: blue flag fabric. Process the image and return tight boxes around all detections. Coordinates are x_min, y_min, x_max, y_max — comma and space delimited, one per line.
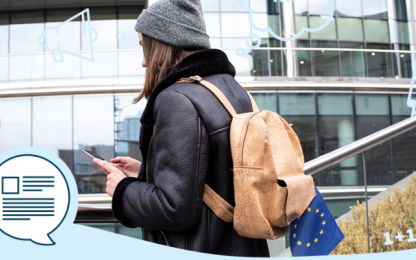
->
290, 186, 345, 256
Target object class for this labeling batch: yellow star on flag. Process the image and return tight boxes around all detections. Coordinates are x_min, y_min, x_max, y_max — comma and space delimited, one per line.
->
314, 238, 318, 243
307, 207, 311, 212
322, 220, 326, 225
306, 243, 311, 248
293, 233, 296, 238
315, 208, 319, 213
297, 240, 302, 246
320, 213, 324, 217
294, 224, 297, 228
320, 230, 324, 235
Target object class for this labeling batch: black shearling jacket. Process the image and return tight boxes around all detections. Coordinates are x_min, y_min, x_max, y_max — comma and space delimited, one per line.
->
112, 49, 270, 257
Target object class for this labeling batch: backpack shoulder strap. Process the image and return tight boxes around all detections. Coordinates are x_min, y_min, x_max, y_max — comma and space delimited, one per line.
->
176, 76, 259, 115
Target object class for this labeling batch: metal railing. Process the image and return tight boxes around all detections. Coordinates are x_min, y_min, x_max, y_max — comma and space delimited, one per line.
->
75, 114, 416, 223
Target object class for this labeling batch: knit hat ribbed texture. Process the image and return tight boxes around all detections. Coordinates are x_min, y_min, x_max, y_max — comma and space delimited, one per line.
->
135, 0, 211, 50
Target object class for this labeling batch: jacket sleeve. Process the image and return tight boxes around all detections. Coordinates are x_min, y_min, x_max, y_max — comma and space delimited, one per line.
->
112, 90, 209, 231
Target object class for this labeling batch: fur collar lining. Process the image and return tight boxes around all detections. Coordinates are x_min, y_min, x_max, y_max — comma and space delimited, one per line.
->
140, 49, 236, 127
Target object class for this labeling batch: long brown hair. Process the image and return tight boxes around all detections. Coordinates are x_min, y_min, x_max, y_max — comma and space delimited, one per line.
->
133, 34, 199, 103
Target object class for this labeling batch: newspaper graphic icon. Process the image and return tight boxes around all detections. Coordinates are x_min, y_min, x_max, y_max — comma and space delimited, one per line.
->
38, 8, 98, 63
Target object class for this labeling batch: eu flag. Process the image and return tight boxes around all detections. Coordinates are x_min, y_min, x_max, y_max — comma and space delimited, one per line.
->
290, 186, 344, 256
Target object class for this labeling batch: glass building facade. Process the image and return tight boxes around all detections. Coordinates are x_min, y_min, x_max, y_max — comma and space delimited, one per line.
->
1, 0, 416, 254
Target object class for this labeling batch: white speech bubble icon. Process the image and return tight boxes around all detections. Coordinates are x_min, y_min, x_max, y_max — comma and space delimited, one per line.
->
0, 155, 70, 245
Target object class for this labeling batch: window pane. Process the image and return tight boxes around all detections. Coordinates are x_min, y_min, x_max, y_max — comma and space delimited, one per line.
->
0, 99, 31, 154
396, 21, 410, 44
10, 23, 44, 53
73, 95, 114, 194
366, 43, 393, 78
280, 93, 317, 162
295, 15, 309, 39
294, 0, 308, 15
44, 21, 80, 53
118, 19, 139, 49
296, 40, 312, 76
89, 7, 116, 20
393, 44, 412, 78
0, 12, 8, 25
312, 40, 339, 76
251, 13, 280, 38
391, 94, 412, 116
309, 16, 336, 40
115, 95, 146, 162
221, 13, 250, 37
221, 0, 249, 12
335, 0, 362, 17
362, 0, 388, 19
82, 20, 117, 51
118, 7, 143, 20
46, 8, 81, 22
201, 0, 219, 12
337, 18, 363, 41
339, 41, 366, 77
251, 93, 277, 112
250, 0, 268, 13
11, 10, 44, 24
32, 97, 73, 171
318, 94, 357, 185
395, 0, 408, 20
356, 94, 389, 115
309, 0, 332, 15
204, 13, 221, 38
364, 19, 389, 43
0, 25, 8, 54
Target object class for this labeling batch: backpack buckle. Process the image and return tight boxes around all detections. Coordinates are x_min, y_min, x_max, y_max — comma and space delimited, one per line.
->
190, 76, 202, 82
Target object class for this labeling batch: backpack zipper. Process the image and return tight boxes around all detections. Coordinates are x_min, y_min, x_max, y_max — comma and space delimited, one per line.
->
160, 231, 170, 246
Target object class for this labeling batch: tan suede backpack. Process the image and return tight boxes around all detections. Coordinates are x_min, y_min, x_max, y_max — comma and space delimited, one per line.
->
177, 76, 316, 240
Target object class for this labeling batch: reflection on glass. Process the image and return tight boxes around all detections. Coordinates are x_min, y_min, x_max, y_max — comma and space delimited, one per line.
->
220, 13, 250, 37
295, 40, 312, 76
9, 53, 44, 81
364, 19, 390, 43
318, 94, 356, 185
335, 0, 362, 17
32, 97, 73, 171
251, 93, 277, 112
393, 44, 412, 78
201, 0, 219, 12
250, 0, 268, 12
309, 16, 336, 40
115, 95, 147, 162
10, 23, 44, 54
204, 13, 221, 38
221, 0, 249, 12
295, 16, 309, 39
118, 19, 139, 49
45, 21, 80, 53
251, 13, 277, 38
82, 20, 117, 51
279, 93, 317, 162
312, 40, 339, 76
396, 21, 410, 44
0, 25, 8, 54
395, 0, 408, 20
73, 95, 114, 194
366, 43, 393, 78
294, 0, 308, 15
309, 0, 332, 15
337, 18, 363, 41
339, 41, 366, 77
10, 10, 44, 24
362, 0, 388, 18
0, 99, 31, 154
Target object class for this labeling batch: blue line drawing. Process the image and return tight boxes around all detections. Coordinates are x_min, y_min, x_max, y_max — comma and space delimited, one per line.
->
38, 8, 98, 63
236, 0, 334, 57
2, 177, 19, 195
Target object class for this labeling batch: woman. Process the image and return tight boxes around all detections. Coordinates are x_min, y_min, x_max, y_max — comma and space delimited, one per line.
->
93, 0, 270, 256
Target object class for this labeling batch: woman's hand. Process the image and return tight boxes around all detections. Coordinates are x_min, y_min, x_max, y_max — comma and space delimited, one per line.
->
110, 157, 141, 178
93, 158, 127, 197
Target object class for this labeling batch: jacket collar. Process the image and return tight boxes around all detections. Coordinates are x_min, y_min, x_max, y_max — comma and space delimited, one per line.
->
140, 49, 236, 127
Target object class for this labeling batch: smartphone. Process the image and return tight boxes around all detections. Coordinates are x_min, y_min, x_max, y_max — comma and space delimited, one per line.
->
82, 150, 106, 161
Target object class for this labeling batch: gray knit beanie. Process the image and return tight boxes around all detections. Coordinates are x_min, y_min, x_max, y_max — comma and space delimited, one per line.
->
134, 0, 210, 50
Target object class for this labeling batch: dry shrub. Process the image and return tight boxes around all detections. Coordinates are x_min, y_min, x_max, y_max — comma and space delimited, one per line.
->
331, 175, 416, 255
